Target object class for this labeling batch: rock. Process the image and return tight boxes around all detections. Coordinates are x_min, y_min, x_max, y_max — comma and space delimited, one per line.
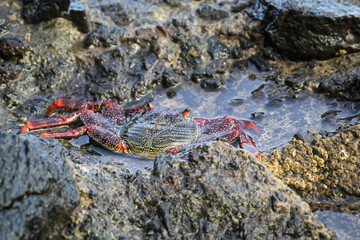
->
251, 111, 265, 119
191, 67, 214, 83
257, 0, 360, 60
196, 4, 230, 20
69, 1, 91, 33
249, 55, 272, 71
0, 34, 29, 60
162, 69, 180, 88
207, 36, 230, 60
63, 142, 334, 239
21, 0, 70, 24
231, 0, 256, 13
200, 78, 223, 89
0, 62, 22, 84
317, 67, 360, 101
260, 123, 360, 213
85, 25, 124, 48
0, 131, 79, 240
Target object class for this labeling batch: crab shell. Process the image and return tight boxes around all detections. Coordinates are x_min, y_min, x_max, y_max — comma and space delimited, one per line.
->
122, 108, 199, 158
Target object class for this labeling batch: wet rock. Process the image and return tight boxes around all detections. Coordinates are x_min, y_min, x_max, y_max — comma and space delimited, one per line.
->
321, 110, 341, 123
69, 1, 91, 33
231, 0, 256, 13
0, 131, 79, 240
249, 55, 272, 71
64, 142, 333, 239
0, 34, 29, 60
284, 77, 304, 90
317, 67, 360, 101
0, 62, 22, 84
196, 4, 230, 20
163, 0, 181, 7
85, 25, 124, 48
98, 2, 131, 26
251, 111, 265, 119
207, 36, 230, 60
232, 59, 248, 71
257, 0, 360, 60
21, 0, 70, 24
229, 98, 244, 105
200, 78, 223, 89
166, 90, 176, 98
261, 122, 360, 213
191, 67, 215, 83
162, 69, 180, 88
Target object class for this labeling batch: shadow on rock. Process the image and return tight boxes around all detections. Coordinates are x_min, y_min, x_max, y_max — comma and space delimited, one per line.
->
0, 132, 79, 240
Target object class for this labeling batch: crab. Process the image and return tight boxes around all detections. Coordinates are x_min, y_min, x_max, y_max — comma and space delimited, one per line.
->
20, 98, 260, 158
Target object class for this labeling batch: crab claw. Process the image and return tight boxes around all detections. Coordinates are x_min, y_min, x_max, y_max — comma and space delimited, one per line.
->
169, 147, 179, 154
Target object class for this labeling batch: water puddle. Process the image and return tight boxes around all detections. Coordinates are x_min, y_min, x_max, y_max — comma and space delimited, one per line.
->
314, 211, 360, 239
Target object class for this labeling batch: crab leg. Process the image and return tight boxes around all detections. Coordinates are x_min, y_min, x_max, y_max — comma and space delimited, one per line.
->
40, 126, 87, 138
46, 98, 118, 116
237, 130, 260, 158
46, 98, 88, 116
20, 111, 83, 134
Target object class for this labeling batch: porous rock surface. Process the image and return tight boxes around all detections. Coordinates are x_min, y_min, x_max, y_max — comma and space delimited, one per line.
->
261, 122, 360, 213
257, 0, 360, 60
0, 131, 79, 240
63, 141, 333, 239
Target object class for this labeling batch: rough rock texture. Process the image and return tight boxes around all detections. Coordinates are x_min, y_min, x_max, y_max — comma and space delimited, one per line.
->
257, 0, 360, 60
21, 0, 70, 24
317, 67, 360, 102
260, 123, 360, 213
63, 142, 333, 239
0, 131, 79, 240
0, 34, 29, 60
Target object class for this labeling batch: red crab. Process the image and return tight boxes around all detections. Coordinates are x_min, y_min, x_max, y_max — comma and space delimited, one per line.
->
20, 98, 260, 158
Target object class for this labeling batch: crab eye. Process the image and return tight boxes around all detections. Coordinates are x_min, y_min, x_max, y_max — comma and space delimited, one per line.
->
146, 103, 154, 111
182, 108, 190, 117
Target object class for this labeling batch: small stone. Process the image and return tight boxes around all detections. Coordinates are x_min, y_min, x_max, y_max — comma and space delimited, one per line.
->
196, 4, 230, 20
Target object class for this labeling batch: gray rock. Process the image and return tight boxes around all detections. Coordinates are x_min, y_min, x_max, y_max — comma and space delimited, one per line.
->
64, 142, 333, 239
318, 67, 360, 101
0, 132, 79, 240
21, 0, 70, 24
0, 34, 29, 60
196, 4, 230, 20
257, 0, 360, 60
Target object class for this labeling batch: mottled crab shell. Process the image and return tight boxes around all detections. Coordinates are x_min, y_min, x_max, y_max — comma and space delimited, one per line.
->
121, 107, 199, 158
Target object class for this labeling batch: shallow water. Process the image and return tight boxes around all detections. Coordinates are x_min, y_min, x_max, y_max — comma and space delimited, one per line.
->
314, 211, 360, 239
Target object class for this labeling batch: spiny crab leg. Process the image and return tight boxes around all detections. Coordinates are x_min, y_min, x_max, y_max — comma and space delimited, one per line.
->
40, 126, 87, 138
46, 98, 113, 117
237, 130, 260, 158
20, 110, 83, 134
40, 125, 128, 154
20, 98, 126, 134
